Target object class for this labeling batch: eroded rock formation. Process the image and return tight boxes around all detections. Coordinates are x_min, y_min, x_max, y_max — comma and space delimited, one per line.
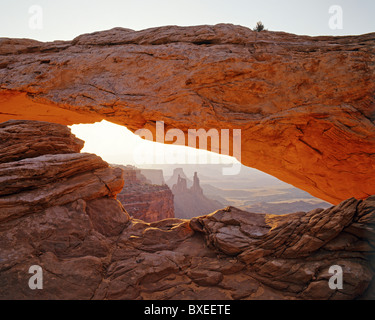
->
0, 120, 374, 300
0, 24, 374, 204
139, 169, 165, 185
0, 120, 124, 223
172, 171, 223, 219
116, 165, 174, 222
191, 201, 375, 299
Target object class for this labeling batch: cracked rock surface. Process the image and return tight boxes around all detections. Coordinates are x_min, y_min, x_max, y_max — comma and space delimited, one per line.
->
0, 120, 374, 300
0, 24, 374, 204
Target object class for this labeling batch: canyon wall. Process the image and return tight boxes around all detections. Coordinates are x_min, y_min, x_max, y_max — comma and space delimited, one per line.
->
0, 24, 374, 204
0, 120, 374, 300
116, 165, 174, 222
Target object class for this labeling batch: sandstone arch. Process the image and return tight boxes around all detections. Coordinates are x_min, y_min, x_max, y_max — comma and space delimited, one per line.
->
0, 24, 374, 203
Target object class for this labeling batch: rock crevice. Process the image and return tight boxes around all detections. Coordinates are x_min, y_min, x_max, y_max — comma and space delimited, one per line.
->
0, 24, 374, 204
0, 120, 374, 300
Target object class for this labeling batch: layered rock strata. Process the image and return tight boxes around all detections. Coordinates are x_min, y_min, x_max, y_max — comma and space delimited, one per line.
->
0, 25, 374, 204
116, 166, 174, 222
0, 120, 374, 300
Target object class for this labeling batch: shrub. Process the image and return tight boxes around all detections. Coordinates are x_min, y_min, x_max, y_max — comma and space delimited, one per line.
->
253, 21, 265, 32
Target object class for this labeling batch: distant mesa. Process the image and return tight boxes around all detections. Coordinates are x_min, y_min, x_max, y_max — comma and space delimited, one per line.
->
113, 165, 224, 222
166, 167, 191, 187
165, 164, 331, 216
139, 168, 165, 185
244, 200, 331, 215
113, 164, 174, 222
171, 169, 223, 219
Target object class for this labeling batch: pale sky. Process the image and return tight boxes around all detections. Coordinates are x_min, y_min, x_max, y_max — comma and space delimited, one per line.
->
2, 1, 374, 168
69, 120, 239, 168
0, 0, 374, 42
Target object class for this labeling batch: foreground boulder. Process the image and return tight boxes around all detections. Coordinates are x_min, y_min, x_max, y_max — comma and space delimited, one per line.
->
0, 120, 374, 299
0, 24, 374, 204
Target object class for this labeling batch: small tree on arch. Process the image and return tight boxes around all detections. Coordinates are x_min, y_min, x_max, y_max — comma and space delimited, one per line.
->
253, 21, 265, 32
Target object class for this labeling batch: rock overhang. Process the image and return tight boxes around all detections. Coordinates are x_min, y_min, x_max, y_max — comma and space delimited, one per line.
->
0, 24, 374, 204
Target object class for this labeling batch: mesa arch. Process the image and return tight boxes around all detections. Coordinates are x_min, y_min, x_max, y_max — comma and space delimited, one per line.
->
0, 24, 374, 204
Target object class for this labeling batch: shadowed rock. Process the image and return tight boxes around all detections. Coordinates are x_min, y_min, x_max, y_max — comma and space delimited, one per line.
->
0, 120, 374, 300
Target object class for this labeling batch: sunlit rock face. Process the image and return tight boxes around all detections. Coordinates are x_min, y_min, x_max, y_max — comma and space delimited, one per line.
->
0, 24, 374, 204
0, 120, 374, 300
0, 120, 126, 223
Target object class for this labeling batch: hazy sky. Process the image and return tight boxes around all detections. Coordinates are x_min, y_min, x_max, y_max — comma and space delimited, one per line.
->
0, 0, 374, 42
69, 121, 239, 168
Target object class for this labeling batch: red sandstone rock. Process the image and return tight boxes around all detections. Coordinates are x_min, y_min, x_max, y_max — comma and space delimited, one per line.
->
0, 25, 374, 204
191, 200, 375, 299
0, 120, 374, 300
0, 119, 84, 163
115, 165, 174, 222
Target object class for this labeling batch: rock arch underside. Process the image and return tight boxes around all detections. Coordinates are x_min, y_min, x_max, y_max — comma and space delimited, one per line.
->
0, 24, 374, 299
